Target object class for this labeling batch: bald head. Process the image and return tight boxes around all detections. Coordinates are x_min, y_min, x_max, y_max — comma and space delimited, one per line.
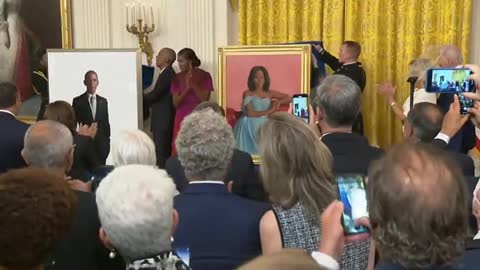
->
22, 120, 74, 171
405, 102, 443, 143
438, 45, 463, 67
156, 48, 176, 68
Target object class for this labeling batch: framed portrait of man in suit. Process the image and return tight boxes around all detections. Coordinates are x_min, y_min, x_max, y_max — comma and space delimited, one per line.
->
47, 49, 143, 164
217, 45, 311, 164
0, 0, 73, 123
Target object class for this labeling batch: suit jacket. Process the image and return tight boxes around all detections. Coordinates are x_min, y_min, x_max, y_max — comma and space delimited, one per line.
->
0, 111, 29, 174
72, 92, 111, 163
437, 93, 476, 154
465, 176, 479, 232
68, 134, 101, 181
321, 132, 384, 175
431, 138, 474, 176
462, 239, 480, 269
173, 183, 270, 270
46, 191, 125, 270
450, 151, 475, 176
166, 149, 266, 201
144, 66, 176, 132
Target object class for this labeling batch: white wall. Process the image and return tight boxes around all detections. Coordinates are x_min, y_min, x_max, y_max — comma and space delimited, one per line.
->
71, 0, 239, 100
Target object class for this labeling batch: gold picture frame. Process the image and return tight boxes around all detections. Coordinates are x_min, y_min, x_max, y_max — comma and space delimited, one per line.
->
17, 0, 73, 124
217, 45, 312, 165
60, 0, 74, 49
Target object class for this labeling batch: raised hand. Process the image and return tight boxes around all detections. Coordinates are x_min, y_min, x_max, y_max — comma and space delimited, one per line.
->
377, 83, 396, 101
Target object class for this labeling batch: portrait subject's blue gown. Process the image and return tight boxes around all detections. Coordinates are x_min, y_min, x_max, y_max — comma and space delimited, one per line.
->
234, 96, 272, 155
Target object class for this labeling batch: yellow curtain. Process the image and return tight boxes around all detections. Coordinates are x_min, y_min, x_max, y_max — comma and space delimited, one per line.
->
346, 0, 472, 147
238, 0, 473, 148
239, 0, 345, 51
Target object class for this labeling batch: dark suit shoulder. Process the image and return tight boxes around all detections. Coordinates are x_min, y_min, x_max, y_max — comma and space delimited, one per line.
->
75, 190, 97, 208
233, 149, 253, 163
95, 94, 108, 102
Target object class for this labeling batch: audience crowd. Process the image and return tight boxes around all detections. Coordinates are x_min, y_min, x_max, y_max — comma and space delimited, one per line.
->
1, 44, 480, 270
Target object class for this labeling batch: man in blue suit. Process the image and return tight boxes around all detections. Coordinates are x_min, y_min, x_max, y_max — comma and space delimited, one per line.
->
173, 109, 270, 270
0, 82, 29, 174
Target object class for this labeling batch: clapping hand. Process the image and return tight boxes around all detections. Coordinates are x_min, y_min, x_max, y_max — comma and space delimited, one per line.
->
377, 83, 396, 101
319, 201, 371, 260
68, 179, 92, 192
313, 44, 324, 53
77, 123, 98, 139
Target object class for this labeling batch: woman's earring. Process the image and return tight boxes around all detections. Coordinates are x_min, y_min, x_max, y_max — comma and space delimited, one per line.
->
109, 249, 116, 259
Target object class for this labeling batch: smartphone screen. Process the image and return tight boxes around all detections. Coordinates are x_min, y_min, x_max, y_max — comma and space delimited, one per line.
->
293, 94, 309, 123
459, 94, 474, 115
426, 68, 475, 93
336, 175, 369, 235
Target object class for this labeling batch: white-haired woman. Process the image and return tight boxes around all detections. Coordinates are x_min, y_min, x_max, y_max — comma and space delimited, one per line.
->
96, 164, 190, 270
377, 58, 436, 121
111, 129, 157, 167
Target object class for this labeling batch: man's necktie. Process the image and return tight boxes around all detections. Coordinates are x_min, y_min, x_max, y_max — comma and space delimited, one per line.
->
89, 95, 96, 119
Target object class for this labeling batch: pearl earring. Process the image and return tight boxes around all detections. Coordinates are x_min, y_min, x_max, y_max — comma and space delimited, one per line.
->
109, 250, 116, 259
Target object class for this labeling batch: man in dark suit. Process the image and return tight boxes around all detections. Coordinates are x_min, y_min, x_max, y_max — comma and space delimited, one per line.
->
314, 75, 383, 175
166, 101, 265, 201
0, 82, 29, 174
315, 41, 366, 134
21, 120, 124, 270
73, 70, 110, 164
144, 48, 177, 168
403, 102, 474, 176
173, 109, 270, 270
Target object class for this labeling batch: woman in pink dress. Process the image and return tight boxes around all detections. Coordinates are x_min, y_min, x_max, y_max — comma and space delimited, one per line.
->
171, 48, 213, 154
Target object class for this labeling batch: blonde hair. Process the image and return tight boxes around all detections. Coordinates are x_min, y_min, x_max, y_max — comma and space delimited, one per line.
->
408, 58, 433, 85
258, 112, 336, 215
238, 249, 325, 270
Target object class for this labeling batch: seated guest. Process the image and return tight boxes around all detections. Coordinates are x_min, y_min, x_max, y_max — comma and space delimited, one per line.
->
166, 101, 265, 201
95, 165, 190, 270
258, 112, 370, 270
0, 82, 29, 173
316, 142, 473, 270
21, 120, 124, 270
239, 250, 324, 270
0, 168, 76, 270
173, 110, 270, 270
111, 129, 157, 167
314, 75, 384, 175
43, 100, 101, 181
404, 102, 474, 175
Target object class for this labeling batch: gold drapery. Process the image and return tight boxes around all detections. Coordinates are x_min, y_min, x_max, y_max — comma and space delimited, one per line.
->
238, 0, 473, 148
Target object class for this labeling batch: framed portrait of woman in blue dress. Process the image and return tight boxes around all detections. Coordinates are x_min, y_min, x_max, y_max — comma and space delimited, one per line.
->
217, 45, 311, 163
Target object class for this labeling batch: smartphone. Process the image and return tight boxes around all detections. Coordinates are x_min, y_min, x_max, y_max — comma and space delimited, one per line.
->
292, 94, 309, 123
459, 94, 474, 115
426, 68, 476, 93
336, 175, 369, 235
